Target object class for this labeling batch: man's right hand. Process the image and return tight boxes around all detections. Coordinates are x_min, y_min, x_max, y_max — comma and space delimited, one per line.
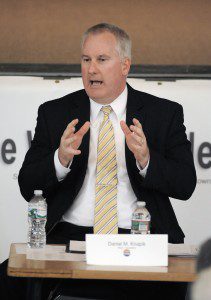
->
58, 119, 90, 167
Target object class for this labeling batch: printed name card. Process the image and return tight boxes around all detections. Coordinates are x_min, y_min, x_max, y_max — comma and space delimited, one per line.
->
86, 234, 168, 266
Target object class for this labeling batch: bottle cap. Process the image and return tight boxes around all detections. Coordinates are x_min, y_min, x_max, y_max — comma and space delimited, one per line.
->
137, 201, 146, 206
34, 190, 43, 196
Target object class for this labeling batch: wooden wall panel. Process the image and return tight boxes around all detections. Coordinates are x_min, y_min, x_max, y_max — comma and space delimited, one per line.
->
0, 0, 210, 65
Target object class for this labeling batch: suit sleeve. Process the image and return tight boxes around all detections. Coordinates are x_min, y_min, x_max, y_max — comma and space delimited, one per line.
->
141, 104, 196, 200
18, 104, 60, 201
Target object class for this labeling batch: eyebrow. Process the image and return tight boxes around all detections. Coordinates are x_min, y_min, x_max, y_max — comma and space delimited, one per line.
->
81, 55, 90, 59
81, 54, 110, 59
98, 54, 110, 58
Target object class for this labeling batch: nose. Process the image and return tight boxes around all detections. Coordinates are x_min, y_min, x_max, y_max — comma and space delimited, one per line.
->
88, 61, 98, 75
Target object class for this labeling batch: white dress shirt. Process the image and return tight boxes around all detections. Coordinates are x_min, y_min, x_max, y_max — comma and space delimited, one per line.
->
54, 86, 148, 229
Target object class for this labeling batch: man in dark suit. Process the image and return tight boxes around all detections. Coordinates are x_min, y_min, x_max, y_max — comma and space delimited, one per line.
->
1, 23, 196, 299
19, 23, 196, 244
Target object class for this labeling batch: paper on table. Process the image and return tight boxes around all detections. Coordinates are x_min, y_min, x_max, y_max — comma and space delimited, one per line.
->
25, 245, 86, 261
68, 240, 86, 253
168, 244, 199, 257
15, 244, 27, 254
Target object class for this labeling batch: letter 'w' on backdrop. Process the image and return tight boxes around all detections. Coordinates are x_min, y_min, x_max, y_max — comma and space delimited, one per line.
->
0, 76, 210, 262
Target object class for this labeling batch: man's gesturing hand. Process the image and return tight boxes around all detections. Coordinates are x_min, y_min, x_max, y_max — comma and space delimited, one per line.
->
58, 119, 90, 167
120, 118, 150, 169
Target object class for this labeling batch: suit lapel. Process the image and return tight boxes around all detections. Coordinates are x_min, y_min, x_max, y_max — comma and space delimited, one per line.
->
126, 84, 145, 126
125, 84, 146, 172
67, 89, 90, 171
67, 89, 90, 125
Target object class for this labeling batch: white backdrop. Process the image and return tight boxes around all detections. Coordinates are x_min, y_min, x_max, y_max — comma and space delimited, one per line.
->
0, 77, 210, 262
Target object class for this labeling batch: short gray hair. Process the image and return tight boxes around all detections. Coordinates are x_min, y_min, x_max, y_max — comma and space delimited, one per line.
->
81, 23, 132, 61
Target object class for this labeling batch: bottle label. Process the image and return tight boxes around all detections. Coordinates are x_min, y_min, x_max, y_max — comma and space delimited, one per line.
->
131, 220, 150, 233
28, 208, 46, 219
37, 208, 47, 218
28, 208, 38, 218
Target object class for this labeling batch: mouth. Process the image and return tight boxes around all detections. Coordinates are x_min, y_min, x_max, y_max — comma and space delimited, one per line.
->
89, 80, 103, 86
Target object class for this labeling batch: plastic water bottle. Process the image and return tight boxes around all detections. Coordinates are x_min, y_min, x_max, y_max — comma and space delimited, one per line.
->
131, 201, 151, 234
28, 190, 47, 248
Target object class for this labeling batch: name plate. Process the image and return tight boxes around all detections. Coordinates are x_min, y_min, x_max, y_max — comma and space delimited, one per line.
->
86, 234, 168, 266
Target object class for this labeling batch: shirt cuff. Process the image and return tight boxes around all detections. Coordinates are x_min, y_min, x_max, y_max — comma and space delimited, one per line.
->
136, 158, 150, 178
54, 149, 71, 181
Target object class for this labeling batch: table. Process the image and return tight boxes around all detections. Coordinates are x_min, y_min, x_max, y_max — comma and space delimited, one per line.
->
8, 243, 197, 299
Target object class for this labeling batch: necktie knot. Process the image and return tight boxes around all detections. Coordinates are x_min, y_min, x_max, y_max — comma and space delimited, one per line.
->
101, 105, 112, 117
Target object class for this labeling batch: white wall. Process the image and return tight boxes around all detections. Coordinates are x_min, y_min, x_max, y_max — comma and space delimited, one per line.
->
0, 77, 210, 262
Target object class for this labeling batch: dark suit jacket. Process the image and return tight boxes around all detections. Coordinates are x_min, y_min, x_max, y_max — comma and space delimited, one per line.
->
18, 84, 196, 243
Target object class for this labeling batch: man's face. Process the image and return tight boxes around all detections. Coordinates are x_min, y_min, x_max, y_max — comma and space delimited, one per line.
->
81, 32, 131, 104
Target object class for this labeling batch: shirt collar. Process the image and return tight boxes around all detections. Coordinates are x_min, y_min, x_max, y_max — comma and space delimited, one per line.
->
89, 86, 127, 123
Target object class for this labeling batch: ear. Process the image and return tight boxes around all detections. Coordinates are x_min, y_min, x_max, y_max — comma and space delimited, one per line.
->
121, 58, 131, 76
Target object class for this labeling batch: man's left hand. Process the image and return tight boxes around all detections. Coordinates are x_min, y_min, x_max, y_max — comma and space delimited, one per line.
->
120, 118, 150, 169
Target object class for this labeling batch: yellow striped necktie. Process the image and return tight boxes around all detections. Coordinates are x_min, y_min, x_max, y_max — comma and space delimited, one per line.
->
94, 105, 118, 234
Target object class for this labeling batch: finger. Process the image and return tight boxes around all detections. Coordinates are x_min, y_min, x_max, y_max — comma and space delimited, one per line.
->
130, 125, 144, 138
120, 120, 131, 136
66, 119, 79, 131
133, 118, 142, 129
76, 121, 90, 137
63, 126, 75, 140
65, 135, 78, 146
63, 119, 79, 139
64, 138, 81, 154
69, 149, 81, 155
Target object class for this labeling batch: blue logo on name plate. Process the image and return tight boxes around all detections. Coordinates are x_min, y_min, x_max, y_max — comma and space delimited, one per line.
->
123, 249, 130, 257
